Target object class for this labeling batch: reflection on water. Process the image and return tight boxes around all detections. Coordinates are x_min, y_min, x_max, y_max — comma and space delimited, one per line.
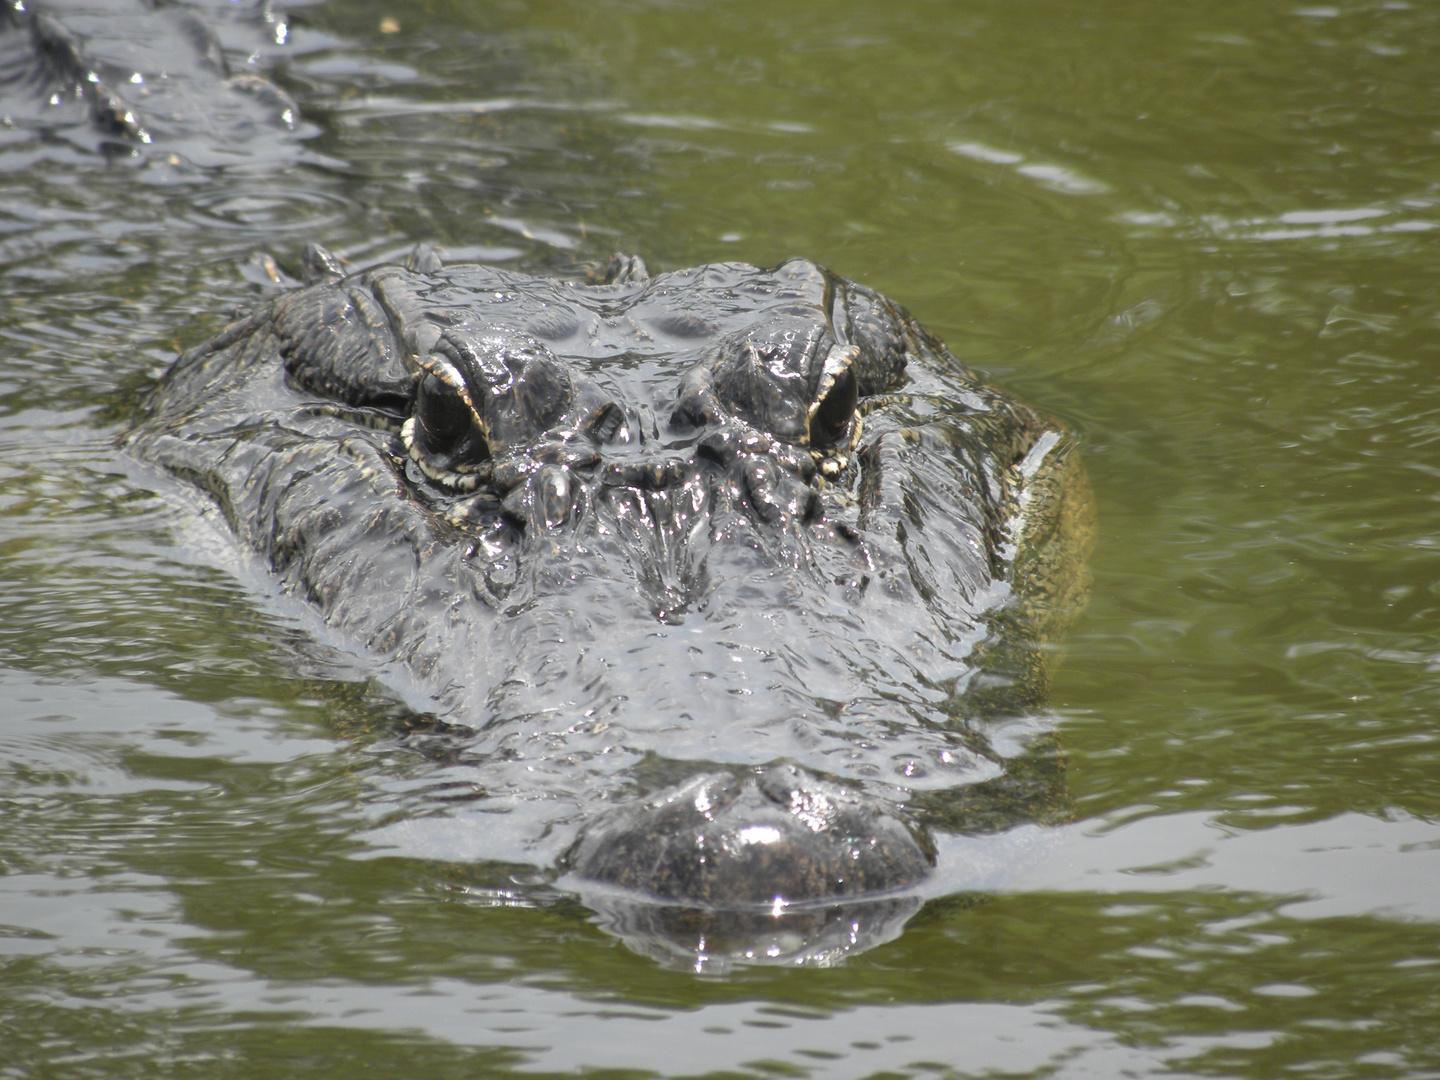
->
3, 0, 1440, 1075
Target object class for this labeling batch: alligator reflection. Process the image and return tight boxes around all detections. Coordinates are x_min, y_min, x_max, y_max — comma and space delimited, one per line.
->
575, 884, 926, 972
126, 246, 1091, 968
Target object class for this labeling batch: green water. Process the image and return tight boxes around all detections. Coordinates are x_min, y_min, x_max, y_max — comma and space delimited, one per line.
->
2, 0, 1438, 1075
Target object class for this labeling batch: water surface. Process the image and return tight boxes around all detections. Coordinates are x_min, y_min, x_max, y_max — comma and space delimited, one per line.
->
2, 0, 1438, 1075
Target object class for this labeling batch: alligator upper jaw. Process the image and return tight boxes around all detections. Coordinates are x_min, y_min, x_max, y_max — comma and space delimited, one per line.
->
559, 763, 936, 969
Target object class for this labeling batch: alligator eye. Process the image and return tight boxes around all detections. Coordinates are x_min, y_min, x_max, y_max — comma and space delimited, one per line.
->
415, 372, 486, 460
808, 363, 857, 450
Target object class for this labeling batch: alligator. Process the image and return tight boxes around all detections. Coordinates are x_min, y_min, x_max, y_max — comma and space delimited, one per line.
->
126, 246, 1092, 968
0, 0, 301, 162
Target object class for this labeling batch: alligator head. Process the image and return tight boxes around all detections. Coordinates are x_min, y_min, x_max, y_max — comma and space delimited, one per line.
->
128, 247, 1091, 968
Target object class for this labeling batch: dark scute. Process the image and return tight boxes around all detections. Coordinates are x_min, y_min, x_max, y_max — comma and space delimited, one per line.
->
587, 401, 627, 444
741, 458, 821, 525
405, 243, 444, 274
601, 252, 651, 284
300, 243, 346, 285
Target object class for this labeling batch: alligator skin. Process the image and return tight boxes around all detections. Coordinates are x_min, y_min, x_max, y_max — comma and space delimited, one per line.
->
126, 246, 1092, 967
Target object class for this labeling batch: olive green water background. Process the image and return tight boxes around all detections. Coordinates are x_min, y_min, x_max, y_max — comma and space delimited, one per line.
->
3, 0, 1439, 1075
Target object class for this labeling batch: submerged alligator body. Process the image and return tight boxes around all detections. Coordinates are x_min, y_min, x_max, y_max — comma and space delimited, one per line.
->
0, 0, 301, 162
127, 247, 1091, 968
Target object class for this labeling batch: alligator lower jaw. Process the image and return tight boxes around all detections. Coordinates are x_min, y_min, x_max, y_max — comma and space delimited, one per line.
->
561, 763, 935, 966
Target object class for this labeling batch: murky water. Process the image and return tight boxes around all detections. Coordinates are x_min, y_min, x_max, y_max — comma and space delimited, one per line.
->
3, 0, 1439, 1075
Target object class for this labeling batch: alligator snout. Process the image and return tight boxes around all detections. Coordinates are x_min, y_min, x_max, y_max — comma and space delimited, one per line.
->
566, 763, 935, 908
